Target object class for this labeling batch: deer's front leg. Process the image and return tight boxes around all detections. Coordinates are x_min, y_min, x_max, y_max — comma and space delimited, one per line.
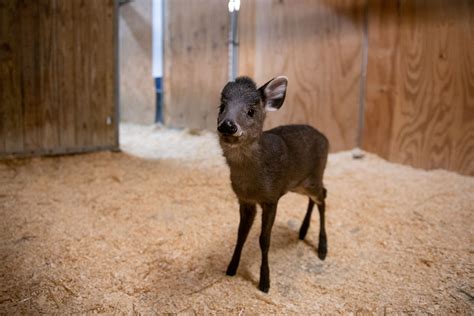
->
259, 202, 277, 293
226, 202, 257, 276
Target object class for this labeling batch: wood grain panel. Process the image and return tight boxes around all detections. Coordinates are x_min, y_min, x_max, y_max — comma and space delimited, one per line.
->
163, 0, 229, 130
38, 0, 60, 150
73, 0, 92, 148
361, 1, 398, 159
0, 0, 118, 157
238, 0, 256, 80
90, 0, 104, 146
104, 0, 117, 147
239, 0, 365, 152
0, 0, 24, 152
56, 0, 76, 149
18, 0, 42, 152
363, 0, 474, 176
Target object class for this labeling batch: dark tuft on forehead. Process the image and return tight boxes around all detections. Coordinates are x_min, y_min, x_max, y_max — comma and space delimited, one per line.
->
234, 76, 257, 89
221, 76, 260, 104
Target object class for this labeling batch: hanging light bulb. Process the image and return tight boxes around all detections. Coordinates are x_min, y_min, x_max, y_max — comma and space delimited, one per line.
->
228, 0, 240, 12
234, 0, 240, 11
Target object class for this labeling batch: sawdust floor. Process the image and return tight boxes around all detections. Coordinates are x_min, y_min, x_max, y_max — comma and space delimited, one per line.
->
1, 130, 473, 314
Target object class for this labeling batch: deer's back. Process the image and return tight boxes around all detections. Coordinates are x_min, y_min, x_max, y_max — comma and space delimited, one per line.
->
264, 124, 329, 159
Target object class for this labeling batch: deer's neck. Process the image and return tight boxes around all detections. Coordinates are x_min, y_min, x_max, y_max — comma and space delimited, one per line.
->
222, 138, 263, 167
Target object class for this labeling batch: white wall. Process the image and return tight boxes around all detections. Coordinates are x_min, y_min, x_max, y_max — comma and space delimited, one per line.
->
119, 0, 155, 124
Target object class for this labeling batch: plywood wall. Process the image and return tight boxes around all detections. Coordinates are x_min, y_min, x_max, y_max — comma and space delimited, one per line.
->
163, 0, 365, 151
163, 0, 229, 130
0, 0, 117, 157
239, 0, 365, 152
162, 0, 473, 175
119, 0, 155, 124
363, 0, 474, 176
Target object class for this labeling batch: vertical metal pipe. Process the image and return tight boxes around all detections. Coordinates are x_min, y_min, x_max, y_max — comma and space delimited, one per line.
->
153, 0, 164, 123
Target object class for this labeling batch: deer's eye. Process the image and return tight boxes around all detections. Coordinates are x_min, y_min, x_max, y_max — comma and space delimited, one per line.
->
219, 104, 225, 114
247, 108, 255, 117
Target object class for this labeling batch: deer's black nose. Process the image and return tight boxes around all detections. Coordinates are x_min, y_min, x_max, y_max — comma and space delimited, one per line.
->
218, 119, 238, 135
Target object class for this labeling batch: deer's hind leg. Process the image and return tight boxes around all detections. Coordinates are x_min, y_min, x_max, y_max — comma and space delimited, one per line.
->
315, 187, 327, 260
299, 198, 314, 240
298, 186, 327, 260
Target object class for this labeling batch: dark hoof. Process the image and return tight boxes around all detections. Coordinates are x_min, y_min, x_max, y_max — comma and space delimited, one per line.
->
318, 235, 327, 260
226, 266, 237, 276
258, 282, 270, 293
318, 246, 327, 260
298, 231, 306, 240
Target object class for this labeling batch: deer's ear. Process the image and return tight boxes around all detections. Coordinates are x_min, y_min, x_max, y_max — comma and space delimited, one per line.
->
258, 76, 288, 112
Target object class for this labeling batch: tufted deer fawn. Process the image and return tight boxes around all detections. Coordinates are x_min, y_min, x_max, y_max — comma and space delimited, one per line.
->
217, 76, 329, 292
